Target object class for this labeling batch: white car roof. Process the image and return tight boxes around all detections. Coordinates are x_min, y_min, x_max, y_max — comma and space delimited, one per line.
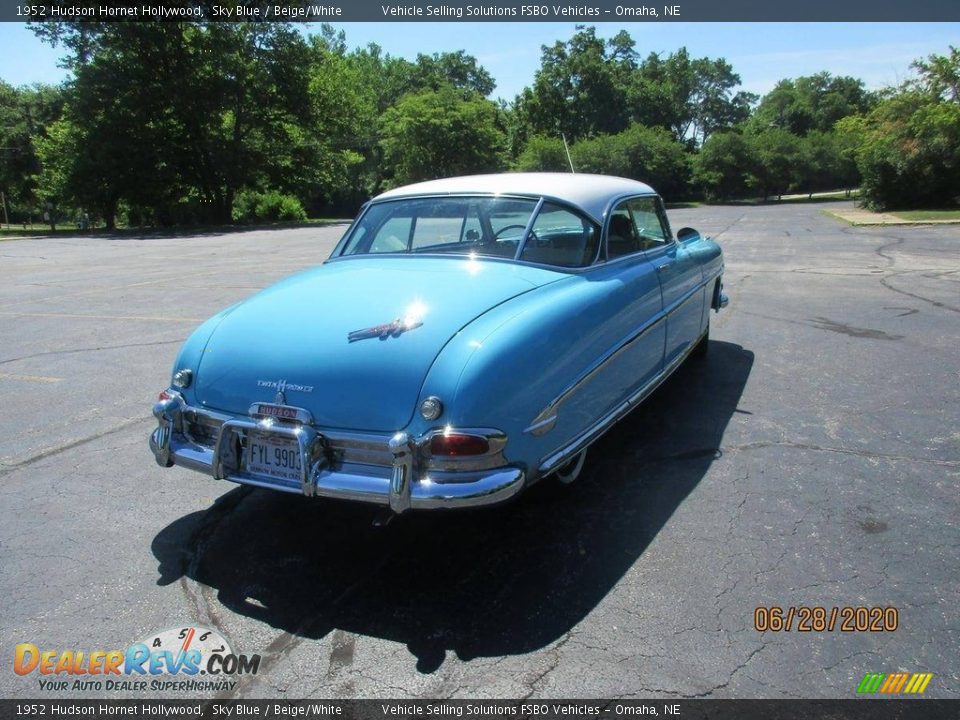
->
372, 173, 657, 225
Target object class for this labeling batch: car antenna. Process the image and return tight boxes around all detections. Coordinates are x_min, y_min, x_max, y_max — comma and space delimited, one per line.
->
561, 133, 576, 173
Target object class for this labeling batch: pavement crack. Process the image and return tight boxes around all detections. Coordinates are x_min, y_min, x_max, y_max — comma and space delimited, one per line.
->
519, 632, 574, 700
689, 643, 766, 698
879, 272, 960, 314
725, 440, 959, 468
0, 417, 151, 476
0, 339, 182, 366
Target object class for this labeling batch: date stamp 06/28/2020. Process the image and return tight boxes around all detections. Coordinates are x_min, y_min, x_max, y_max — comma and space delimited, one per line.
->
753, 605, 899, 633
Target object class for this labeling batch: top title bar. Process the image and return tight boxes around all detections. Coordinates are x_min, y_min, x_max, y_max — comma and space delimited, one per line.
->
5, 0, 960, 22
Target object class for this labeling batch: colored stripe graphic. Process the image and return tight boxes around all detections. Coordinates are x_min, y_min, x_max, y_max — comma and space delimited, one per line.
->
858, 672, 933, 694
879, 674, 897, 693
857, 673, 885, 693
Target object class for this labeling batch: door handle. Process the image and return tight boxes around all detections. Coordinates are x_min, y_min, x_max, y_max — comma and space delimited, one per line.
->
656, 263, 670, 272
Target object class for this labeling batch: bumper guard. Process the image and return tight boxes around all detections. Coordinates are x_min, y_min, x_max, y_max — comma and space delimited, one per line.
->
150, 394, 524, 513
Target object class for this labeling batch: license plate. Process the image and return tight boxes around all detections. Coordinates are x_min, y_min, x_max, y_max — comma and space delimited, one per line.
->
246, 431, 303, 482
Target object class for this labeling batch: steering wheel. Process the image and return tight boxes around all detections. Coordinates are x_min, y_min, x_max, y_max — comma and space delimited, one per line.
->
494, 224, 539, 246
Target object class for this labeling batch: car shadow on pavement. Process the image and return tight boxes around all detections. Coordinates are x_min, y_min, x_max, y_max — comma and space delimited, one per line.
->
152, 340, 754, 673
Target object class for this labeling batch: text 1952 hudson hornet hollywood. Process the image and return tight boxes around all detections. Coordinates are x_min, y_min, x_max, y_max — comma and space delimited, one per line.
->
150, 173, 728, 514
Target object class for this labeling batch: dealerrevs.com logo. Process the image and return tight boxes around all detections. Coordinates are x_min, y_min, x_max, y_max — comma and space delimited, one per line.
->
14, 626, 261, 693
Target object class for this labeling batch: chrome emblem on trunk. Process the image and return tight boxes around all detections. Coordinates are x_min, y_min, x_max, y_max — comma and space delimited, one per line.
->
256, 378, 314, 397
348, 317, 423, 343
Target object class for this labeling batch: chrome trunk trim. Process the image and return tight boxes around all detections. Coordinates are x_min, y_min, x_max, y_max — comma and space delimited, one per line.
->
150, 399, 523, 513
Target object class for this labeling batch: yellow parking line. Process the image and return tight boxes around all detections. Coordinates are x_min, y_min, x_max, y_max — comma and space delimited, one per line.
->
0, 311, 202, 323
0, 372, 64, 384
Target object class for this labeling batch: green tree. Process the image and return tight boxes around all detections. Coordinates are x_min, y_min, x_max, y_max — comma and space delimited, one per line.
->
848, 92, 960, 209
379, 86, 506, 188
32, 21, 358, 225
630, 48, 755, 145
570, 124, 691, 200
836, 47, 959, 209
796, 131, 859, 197
751, 73, 874, 136
514, 136, 571, 172
747, 128, 803, 200
0, 82, 65, 221
693, 132, 754, 201
910, 45, 960, 103
523, 26, 632, 141
412, 50, 496, 96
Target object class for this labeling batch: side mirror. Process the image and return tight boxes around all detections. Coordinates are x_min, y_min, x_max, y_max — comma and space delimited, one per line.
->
676, 227, 700, 242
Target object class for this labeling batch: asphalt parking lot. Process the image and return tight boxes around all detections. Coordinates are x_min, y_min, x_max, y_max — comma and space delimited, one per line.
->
1, 201, 957, 700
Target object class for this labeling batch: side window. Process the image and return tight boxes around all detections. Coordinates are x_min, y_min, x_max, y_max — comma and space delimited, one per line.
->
607, 197, 671, 259
627, 197, 670, 250
520, 203, 598, 268
607, 202, 640, 258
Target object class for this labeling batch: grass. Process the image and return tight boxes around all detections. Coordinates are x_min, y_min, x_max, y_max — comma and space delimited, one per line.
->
710, 191, 860, 206
890, 209, 960, 221
0, 217, 350, 239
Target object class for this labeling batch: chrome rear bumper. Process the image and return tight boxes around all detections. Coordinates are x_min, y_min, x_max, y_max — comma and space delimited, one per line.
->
149, 394, 524, 513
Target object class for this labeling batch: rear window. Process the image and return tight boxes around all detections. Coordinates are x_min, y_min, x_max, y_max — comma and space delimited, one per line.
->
339, 196, 599, 268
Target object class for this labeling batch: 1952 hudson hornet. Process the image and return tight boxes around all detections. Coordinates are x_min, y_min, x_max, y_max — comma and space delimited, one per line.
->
150, 173, 727, 515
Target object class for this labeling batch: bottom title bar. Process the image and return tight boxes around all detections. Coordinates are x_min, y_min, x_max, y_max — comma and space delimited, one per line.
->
1, 699, 959, 720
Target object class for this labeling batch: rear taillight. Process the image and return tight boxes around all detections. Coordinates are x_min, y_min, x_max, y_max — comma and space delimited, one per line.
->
429, 433, 490, 457
158, 389, 174, 401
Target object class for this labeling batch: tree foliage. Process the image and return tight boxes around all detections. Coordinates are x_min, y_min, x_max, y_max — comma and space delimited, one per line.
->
9, 23, 958, 227
693, 132, 754, 201
571, 125, 690, 200
379, 86, 506, 188
31, 22, 365, 225
521, 26, 753, 146
842, 91, 960, 209
515, 136, 571, 172
0, 82, 65, 220
750, 72, 875, 136
910, 45, 960, 103
631, 48, 755, 145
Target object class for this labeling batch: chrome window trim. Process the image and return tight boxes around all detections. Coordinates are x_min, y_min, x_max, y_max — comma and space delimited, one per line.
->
513, 196, 546, 260
601, 193, 675, 264
331, 193, 602, 270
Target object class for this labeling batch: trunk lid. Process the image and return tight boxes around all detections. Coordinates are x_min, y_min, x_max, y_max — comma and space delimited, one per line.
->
193, 257, 562, 431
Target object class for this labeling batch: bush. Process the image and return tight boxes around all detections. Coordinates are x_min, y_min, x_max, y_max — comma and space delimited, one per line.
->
232, 190, 307, 223
849, 94, 960, 209
570, 124, 692, 200
379, 87, 507, 188
514, 136, 572, 172
693, 132, 755, 201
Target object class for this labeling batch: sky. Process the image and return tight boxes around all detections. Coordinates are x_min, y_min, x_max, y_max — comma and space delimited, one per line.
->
1, 22, 958, 101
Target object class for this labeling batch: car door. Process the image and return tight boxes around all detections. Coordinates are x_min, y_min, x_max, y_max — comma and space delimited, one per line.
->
598, 199, 668, 399
623, 196, 705, 368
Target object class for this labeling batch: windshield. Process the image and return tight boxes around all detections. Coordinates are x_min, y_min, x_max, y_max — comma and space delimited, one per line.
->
338, 196, 599, 268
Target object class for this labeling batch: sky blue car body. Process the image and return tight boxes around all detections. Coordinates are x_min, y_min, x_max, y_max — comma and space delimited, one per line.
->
150, 173, 727, 514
